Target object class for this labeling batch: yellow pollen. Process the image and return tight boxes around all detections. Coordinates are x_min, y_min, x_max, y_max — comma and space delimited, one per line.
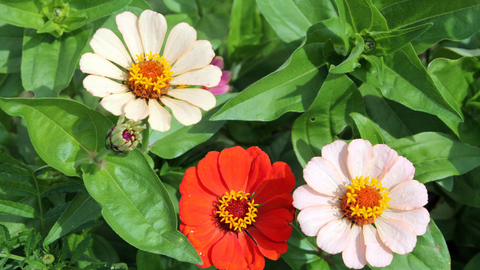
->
342, 176, 390, 226
216, 190, 259, 232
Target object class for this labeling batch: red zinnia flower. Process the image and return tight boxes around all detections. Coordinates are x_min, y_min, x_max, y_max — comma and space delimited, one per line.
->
179, 146, 295, 269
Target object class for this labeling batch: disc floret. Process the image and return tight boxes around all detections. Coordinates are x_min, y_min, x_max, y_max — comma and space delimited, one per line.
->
216, 190, 259, 232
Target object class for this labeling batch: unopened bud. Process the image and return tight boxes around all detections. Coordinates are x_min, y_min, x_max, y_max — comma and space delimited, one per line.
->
105, 115, 146, 154
42, 254, 55, 265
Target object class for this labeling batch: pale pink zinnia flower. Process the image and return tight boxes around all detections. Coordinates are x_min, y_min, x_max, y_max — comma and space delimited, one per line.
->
79, 10, 222, 132
293, 139, 430, 269
202, 56, 232, 95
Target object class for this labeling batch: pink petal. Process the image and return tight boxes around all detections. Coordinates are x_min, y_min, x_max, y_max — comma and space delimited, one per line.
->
83, 75, 128, 97
170, 65, 222, 88
303, 157, 346, 197
90, 28, 132, 68
167, 88, 216, 111
138, 10, 167, 56
380, 156, 415, 189
170, 40, 215, 75
322, 140, 350, 185
218, 71, 232, 86
116, 11, 143, 61
163, 22, 196, 64
292, 185, 341, 210
124, 98, 149, 121
382, 208, 430, 235
368, 144, 398, 181
376, 216, 417, 254
160, 96, 202, 126
100, 92, 134, 115
363, 224, 393, 268
297, 205, 343, 237
79, 53, 127, 81
316, 218, 351, 254
148, 99, 171, 132
342, 224, 367, 269
210, 56, 224, 69
208, 85, 231, 95
347, 139, 374, 179
388, 180, 428, 210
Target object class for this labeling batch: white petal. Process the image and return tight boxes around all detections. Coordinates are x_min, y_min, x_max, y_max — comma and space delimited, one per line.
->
303, 157, 346, 197
170, 40, 215, 75
322, 140, 350, 185
293, 185, 341, 210
161, 96, 201, 126
90, 28, 132, 68
342, 224, 367, 269
363, 224, 393, 268
83, 75, 129, 97
79, 53, 127, 80
316, 218, 351, 254
148, 99, 171, 132
368, 144, 398, 181
376, 216, 417, 254
347, 139, 374, 179
380, 156, 415, 189
167, 88, 216, 111
170, 65, 222, 87
139, 10, 167, 56
297, 205, 343, 237
388, 180, 428, 210
116, 11, 144, 61
382, 208, 430, 235
100, 92, 135, 116
124, 98, 149, 121
163, 22, 196, 64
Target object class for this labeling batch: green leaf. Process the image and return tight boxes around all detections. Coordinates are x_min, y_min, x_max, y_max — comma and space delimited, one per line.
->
0, 98, 113, 177
0, 73, 23, 97
212, 42, 327, 121
44, 192, 101, 246
349, 112, 384, 145
0, 21, 23, 73
70, 233, 91, 265
387, 132, 480, 183
373, 219, 450, 270
66, 0, 132, 32
330, 34, 364, 74
82, 150, 201, 264
195, 12, 229, 50
21, 24, 93, 97
0, 151, 36, 197
0, 1, 44, 30
256, 0, 337, 50
464, 246, 480, 270
292, 72, 365, 167
137, 250, 163, 270
353, 44, 463, 122
375, 0, 480, 53
442, 166, 480, 207
335, 0, 388, 33
149, 94, 233, 159
0, 199, 35, 218
163, 0, 197, 13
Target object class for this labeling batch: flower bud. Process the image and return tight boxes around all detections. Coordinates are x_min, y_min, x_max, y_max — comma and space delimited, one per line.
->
105, 115, 146, 154
42, 254, 55, 265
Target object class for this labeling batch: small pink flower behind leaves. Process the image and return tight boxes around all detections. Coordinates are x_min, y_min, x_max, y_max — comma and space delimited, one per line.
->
202, 56, 232, 95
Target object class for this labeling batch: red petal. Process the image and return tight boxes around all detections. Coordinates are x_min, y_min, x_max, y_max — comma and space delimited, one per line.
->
254, 208, 293, 242
246, 147, 272, 194
219, 146, 251, 192
248, 227, 288, 260
193, 228, 225, 268
179, 167, 216, 201
252, 162, 295, 204
238, 232, 265, 270
179, 193, 216, 226
197, 151, 229, 197
259, 193, 294, 215
212, 231, 246, 270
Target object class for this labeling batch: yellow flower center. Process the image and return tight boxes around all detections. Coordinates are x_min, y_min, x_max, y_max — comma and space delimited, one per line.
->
341, 176, 390, 226
127, 52, 173, 99
216, 190, 259, 232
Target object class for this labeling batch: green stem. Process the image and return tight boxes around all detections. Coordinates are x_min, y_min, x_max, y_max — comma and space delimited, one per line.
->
195, 0, 203, 17
141, 123, 150, 154
94, 148, 111, 162
0, 253, 25, 261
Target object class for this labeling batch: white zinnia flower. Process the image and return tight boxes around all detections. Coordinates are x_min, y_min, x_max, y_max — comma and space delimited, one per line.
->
79, 10, 221, 132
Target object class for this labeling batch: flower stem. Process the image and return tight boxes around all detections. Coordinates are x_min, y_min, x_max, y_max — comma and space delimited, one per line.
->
195, 0, 203, 17
141, 122, 150, 154
94, 148, 110, 162
0, 253, 25, 261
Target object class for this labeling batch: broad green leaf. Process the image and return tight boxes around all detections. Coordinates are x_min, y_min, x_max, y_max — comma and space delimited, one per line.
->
70, 233, 91, 265
373, 220, 450, 270
87, 234, 120, 264
195, 12, 229, 50
149, 94, 233, 159
442, 166, 480, 207
256, 0, 337, 50
0, 151, 36, 197
435, 177, 454, 192
349, 112, 384, 145
292, 72, 365, 167
375, 0, 480, 53
335, 0, 388, 33
432, 47, 480, 60
163, 0, 197, 13
44, 192, 101, 246
0, 73, 23, 97
21, 24, 93, 97
305, 17, 353, 51
0, 21, 23, 73
0, 98, 113, 177
353, 44, 463, 122
0, 1, 44, 30
137, 250, 163, 270
212, 43, 327, 121
330, 34, 364, 74
66, 0, 132, 32
82, 150, 201, 264
0, 199, 35, 218
387, 132, 480, 183
464, 247, 480, 270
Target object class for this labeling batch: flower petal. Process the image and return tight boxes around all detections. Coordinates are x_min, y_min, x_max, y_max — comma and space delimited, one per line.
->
147, 99, 171, 132
382, 208, 430, 235
100, 92, 134, 115
164, 22, 197, 64
303, 157, 346, 198
90, 28, 132, 68
363, 224, 393, 268
342, 224, 367, 269
212, 231, 245, 269
170, 65, 222, 87
83, 75, 128, 97
259, 193, 293, 215
246, 147, 272, 194
179, 166, 216, 201
368, 144, 398, 181
248, 227, 288, 260
79, 53, 127, 80
124, 98, 149, 121
254, 208, 293, 242
182, 222, 224, 268
322, 140, 350, 185
208, 84, 231, 95
171, 40, 215, 75
138, 10, 167, 56
316, 218, 351, 254
376, 216, 417, 254
116, 11, 144, 60
179, 193, 216, 226
380, 156, 415, 189
293, 185, 341, 210
297, 205, 343, 237
218, 146, 251, 192
197, 151, 228, 197
347, 139, 374, 179
238, 232, 265, 270
160, 96, 202, 126
210, 56, 224, 69
168, 88, 216, 111
388, 180, 428, 210
252, 162, 295, 204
